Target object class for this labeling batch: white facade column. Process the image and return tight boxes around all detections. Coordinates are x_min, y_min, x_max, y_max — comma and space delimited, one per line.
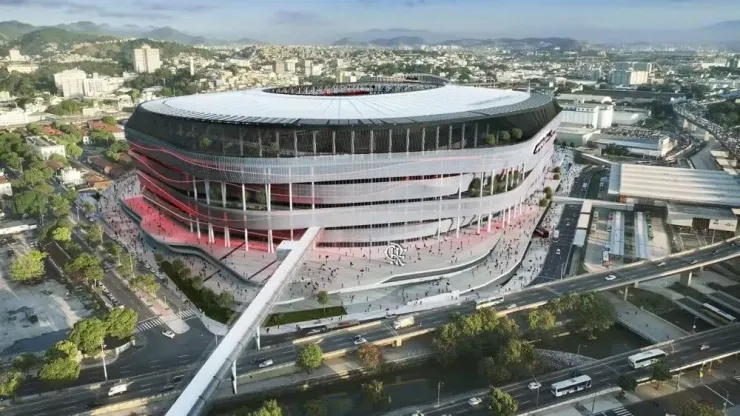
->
351, 131, 355, 154
487, 170, 495, 232
241, 183, 248, 252
332, 131, 336, 155
312, 131, 317, 155
288, 168, 294, 241
221, 182, 230, 247
266, 182, 273, 253
437, 174, 443, 242
421, 128, 426, 152
456, 174, 462, 238
504, 168, 510, 193
193, 178, 201, 239
388, 129, 393, 155
477, 172, 483, 234
435, 126, 440, 151
405, 128, 410, 155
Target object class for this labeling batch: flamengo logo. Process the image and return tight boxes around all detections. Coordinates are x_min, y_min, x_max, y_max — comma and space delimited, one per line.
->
385, 242, 408, 267
533, 132, 554, 155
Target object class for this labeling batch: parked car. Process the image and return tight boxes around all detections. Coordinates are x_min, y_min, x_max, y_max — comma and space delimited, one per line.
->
162, 330, 176, 339
353, 335, 367, 346
258, 359, 274, 368
468, 397, 482, 406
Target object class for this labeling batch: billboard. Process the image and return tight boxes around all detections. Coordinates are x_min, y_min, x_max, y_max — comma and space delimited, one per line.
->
709, 218, 737, 232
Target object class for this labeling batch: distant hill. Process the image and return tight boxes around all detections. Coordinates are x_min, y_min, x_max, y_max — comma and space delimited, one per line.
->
0, 20, 37, 41
0, 20, 263, 46
9, 28, 115, 56
439, 37, 580, 50
141, 27, 208, 45
71, 38, 216, 71
333, 36, 427, 47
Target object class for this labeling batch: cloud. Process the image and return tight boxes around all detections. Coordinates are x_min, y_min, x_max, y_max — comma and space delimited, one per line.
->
272, 10, 326, 25
0, 0, 212, 18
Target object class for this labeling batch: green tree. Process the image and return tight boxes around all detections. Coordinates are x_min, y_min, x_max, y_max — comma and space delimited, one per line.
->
9, 250, 47, 282
0, 369, 22, 396
303, 399, 328, 416
497, 130, 511, 142
486, 387, 518, 416
104, 308, 138, 339
217, 290, 234, 308
83, 201, 96, 215
199, 137, 212, 150
316, 291, 329, 316
361, 379, 391, 408
45, 340, 80, 362
248, 399, 282, 416
66, 142, 83, 158
679, 400, 722, 416
102, 116, 117, 125
468, 177, 481, 195
13, 353, 42, 373
485, 133, 496, 146
105, 241, 123, 264
49, 194, 71, 218
14, 189, 49, 217
652, 359, 671, 385
544, 186, 553, 199
526, 308, 557, 339
297, 343, 323, 372
131, 273, 159, 295
38, 357, 80, 384
68, 317, 106, 355
539, 198, 549, 207
52, 226, 72, 242
65, 252, 102, 281
86, 223, 104, 244
511, 128, 523, 141
357, 343, 384, 371
617, 374, 638, 393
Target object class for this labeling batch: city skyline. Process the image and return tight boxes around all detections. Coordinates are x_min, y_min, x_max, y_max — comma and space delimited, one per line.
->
0, 0, 738, 43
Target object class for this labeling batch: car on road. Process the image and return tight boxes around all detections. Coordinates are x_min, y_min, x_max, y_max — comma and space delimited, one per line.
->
528, 381, 542, 390
353, 335, 367, 346
162, 384, 175, 391
700, 344, 710, 351
712, 250, 718, 255
657, 262, 666, 267
258, 359, 274, 368
468, 397, 482, 406
410, 411, 424, 416
605, 274, 617, 281
162, 330, 176, 339
506, 303, 517, 310
171, 375, 184, 384
556, 248, 561, 255
690, 259, 698, 265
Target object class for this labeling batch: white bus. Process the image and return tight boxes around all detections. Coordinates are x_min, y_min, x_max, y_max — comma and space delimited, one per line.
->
702, 303, 736, 323
627, 349, 667, 369
553, 230, 560, 241
475, 295, 505, 309
550, 375, 592, 397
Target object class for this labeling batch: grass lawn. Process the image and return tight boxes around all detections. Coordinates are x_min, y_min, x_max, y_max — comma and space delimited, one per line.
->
668, 282, 710, 303
264, 306, 347, 327
622, 288, 676, 315
160, 260, 234, 324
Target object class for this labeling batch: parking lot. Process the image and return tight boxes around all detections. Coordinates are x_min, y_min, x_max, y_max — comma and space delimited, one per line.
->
0, 234, 92, 358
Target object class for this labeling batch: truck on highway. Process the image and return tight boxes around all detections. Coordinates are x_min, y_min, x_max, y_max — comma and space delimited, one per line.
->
393, 315, 415, 330
108, 383, 128, 396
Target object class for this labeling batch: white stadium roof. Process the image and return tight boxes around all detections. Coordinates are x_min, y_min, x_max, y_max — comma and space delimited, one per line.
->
139, 85, 549, 125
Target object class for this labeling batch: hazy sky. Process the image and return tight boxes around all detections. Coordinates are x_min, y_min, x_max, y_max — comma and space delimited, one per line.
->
0, 0, 737, 43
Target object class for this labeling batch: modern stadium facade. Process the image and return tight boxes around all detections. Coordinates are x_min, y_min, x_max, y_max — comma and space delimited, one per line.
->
124, 78, 561, 251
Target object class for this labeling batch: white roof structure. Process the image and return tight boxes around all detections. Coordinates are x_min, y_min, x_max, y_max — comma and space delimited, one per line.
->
608, 164, 740, 208
140, 85, 550, 125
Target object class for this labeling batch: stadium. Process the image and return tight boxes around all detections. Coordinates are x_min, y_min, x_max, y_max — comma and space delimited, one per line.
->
124, 79, 561, 252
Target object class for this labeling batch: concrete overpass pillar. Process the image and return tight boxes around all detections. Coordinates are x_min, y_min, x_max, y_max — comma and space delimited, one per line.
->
393, 338, 403, 347
623, 286, 629, 301
680, 270, 693, 286
231, 360, 237, 394
633, 281, 639, 289
255, 328, 261, 351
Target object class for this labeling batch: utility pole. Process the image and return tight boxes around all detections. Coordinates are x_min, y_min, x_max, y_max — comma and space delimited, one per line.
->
437, 381, 443, 407
101, 340, 108, 381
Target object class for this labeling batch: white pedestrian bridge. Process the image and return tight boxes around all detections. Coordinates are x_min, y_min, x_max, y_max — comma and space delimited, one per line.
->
166, 227, 322, 416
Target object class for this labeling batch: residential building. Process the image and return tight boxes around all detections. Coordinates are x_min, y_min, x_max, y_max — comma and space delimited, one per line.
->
27, 136, 66, 160
311, 64, 323, 77
88, 120, 125, 141
133, 45, 162, 74
274, 60, 285, 74
0, 108, 30, 127
610, 70, 649, 86
333, 58, 345, 69
304, 60, 313, 77
0, 173, 12, 197
58, 167, 84, 186
54, 68, 87, 97
285, 59, 297, 73
8, 49, 22, 61
5, 63, 37, 74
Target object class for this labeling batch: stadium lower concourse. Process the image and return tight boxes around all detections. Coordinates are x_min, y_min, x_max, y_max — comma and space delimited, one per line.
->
124, 79, 561, 252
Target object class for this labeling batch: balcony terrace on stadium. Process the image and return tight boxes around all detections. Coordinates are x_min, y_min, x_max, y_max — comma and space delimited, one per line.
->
124, 80, 561, 252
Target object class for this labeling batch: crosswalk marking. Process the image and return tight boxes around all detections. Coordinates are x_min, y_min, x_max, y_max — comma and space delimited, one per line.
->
135, 309, 197, 332
612, 407, 633, 416
734, 375, 740, 382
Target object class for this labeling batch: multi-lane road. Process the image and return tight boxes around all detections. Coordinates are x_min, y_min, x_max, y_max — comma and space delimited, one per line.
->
399, 324, 740, 416
6, 237, 740, 415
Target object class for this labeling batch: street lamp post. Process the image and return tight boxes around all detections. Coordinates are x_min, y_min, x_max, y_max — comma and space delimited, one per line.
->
437, 381, 444, 407
577, 344, 586, 356
693, 316, 698, 333
101, 340, 108, 381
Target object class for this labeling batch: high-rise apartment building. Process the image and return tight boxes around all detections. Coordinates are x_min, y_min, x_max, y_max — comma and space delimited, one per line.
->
274, 60, 285, 74
53, 69, 87, 97
333, 58, 345, 69
303, 60, 313, 77
285, 59, 297, 73
133, 45, 162, 74
311, 64, 323, 77
610, 62, 651, 86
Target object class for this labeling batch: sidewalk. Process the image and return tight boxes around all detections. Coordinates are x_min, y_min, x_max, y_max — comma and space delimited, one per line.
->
606, 292, 688, 343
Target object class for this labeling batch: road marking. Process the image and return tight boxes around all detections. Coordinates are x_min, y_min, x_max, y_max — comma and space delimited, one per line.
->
178, 354, 189, 358
704, 384, 734, 406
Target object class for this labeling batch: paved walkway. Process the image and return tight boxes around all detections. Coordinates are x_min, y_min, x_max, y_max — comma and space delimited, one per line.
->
606, 292, 688, 343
